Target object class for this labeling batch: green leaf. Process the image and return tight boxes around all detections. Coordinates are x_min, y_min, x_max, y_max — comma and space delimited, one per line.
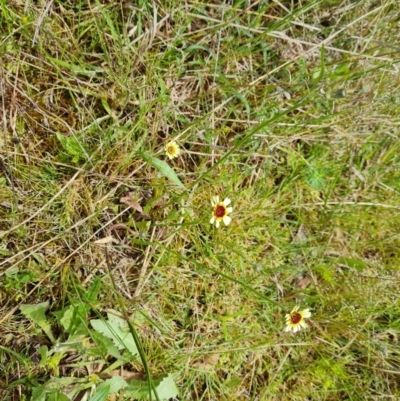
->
124, 380, 151, 399
184, 44, 211, 53
48, 56, 102, 76
313, 45, 325, 83
47, 391, 70, 401
86, 276, 102, 303
141, 153, 185, 189
60, 306, 87, 337
101, 97, 116, 119
90, 311, 139, 358
38, 345, 48, 366
314, 264, 335, 285
45, 377, 84, 390
89, 330, 127, 361
56, 132, 86, 163
335, 257, 367, 271
152, 374, 179, 400
305, 167, 328, 190
124, 374, 179, 400
53, 302, 90, 338
88, 384, 110, 401
96, 376, 127, 395
31, 386, 46, 401
20, 302, 56, 343
226, 87, 251, 117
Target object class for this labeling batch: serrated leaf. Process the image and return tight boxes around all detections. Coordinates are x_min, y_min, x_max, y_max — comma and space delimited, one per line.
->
20, 302, 55, 343
90, 312, 138, 358
141, 153, 185, 189
89, 330, 127, 361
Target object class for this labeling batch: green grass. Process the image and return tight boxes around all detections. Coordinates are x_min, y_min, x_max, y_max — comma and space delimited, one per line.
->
1, 0, 400, 400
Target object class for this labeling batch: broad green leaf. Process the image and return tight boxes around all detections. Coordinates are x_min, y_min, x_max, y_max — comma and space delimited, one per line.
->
141, 153, 185, 189
88, 384, 110, 401
60, 306, 78, 334
90, 311, 138, 358
53, 303, 89, 337
153, 374, 179, 401
20, 302, 55, 343
31, 386, 46, 401
47, 391, 70, 401
124, 374, 179, 400
123, 379, 151, 399
97, 376, 127, 394
224, 375, 241, 388
38, 345, 48, 366
89, 330, 127, 361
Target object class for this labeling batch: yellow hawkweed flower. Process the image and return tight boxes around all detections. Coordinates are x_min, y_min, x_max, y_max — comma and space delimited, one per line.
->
210, 196, 233, 228
285, 306, 311, 333
164, 140, 180, 159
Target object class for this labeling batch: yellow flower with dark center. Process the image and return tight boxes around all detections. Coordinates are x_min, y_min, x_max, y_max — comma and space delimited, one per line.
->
210, 196, 233, 228
285, 306, 311, 333
165, 140, 180, 159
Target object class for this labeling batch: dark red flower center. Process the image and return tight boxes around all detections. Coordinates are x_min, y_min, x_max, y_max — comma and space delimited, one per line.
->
291, 312, 301, 324
214, 204, 226, 218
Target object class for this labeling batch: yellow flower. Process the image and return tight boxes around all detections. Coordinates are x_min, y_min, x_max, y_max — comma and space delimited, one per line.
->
210, 196, 233, 228
164, 140, 180, 159
284, 306, 311, 333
